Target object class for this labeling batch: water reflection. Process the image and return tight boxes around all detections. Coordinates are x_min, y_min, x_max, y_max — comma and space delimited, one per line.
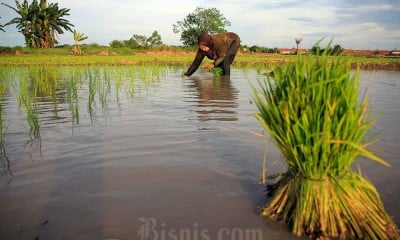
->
0, 69, 11, 176
0, 68, 399, 238
0, 104, 11, 176
184, 75, 239, 122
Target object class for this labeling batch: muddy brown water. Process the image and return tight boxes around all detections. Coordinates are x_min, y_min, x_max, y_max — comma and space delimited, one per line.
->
0, 68, 398, 240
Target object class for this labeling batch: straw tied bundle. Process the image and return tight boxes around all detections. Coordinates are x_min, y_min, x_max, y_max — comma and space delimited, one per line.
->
252, 48, 399, 239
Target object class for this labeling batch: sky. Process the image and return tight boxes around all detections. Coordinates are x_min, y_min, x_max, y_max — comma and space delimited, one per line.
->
0, 0, 399, 50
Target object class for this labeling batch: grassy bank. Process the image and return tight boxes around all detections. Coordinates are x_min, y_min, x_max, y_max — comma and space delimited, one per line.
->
1, 47, 400, 70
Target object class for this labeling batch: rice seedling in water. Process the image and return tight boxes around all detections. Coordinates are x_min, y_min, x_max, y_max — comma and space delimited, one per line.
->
210, 67, 223, 77
66, 70, 81, 127
96, 68, 111, 112
113, 68, 125, 102
19, 66, 64, 137
252, 45, 399, 239
86, 67, 97, 123
18, 74, 40, 138
28, 66, 62, 118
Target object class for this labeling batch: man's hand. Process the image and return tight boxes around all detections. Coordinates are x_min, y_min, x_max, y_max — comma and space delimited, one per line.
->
203, 63, 215, 72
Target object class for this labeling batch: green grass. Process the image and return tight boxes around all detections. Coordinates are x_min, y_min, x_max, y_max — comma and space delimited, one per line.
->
252, 46, 399, 239
1, 47, 399, 71
0, 55, 192, 65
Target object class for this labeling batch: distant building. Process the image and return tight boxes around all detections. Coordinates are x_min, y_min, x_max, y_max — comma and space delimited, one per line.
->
343, 49, 392, 56
279, 47, 307, 55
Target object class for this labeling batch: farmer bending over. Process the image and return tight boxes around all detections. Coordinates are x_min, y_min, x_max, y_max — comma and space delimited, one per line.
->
184, 32, 240, 76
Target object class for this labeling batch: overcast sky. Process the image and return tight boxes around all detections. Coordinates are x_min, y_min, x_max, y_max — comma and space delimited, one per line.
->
1, 0, 399, 50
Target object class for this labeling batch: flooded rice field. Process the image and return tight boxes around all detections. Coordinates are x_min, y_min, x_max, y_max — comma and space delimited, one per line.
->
0, 66, 398, 240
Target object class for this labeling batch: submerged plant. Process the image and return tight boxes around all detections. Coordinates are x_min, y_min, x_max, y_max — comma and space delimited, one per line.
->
252, 46, 399, 239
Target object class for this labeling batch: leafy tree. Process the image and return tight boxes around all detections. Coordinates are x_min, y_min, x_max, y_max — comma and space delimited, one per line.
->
2, 0, 74, 48
109, 30, 163, 49
249, 45, 258, 53
2, 1, 31, 45
311, 45, 323, 55
131, 34, 148, 48
331, 44, 344, 55
311, 43, 343, 56
123, 38, 138, 49
249, 45, 279, 54
173, 7, 231, 46
147, 30, 162, 47
109, 40, 125, 48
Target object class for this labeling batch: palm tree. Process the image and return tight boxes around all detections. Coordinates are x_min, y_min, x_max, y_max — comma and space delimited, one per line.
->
72, 30, 88, 55
1, 1, 32, 46
295, 38, 302, 55
0, 17, 5, 32
2, 0, 73, 48
42, 1, 74, 47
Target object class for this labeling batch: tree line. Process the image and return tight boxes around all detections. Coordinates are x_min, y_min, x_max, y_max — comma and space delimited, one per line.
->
0, 1, 229, 49
310, 44, 344, 55
109, 31, 163, 49
1, 1, 345, 55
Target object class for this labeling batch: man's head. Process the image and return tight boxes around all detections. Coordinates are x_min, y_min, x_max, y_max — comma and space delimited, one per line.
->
199, 45, 210, 52
198, 33, 211, 52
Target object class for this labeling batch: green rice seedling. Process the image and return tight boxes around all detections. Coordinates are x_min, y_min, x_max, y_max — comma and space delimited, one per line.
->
18, 76, 40, 138
113, 68, 124, 102
66, 70, 80, 127
252, 44, 399, 239
28, 102, 40, 138
27, 66, 62, 118
123, 65, 167, 97
86, 67, 97, 123
97, 67, 111, 112
210, 67, 223, 77
125, 67, 137, 98
137, 65, 153, 87
0, 67, 12, 100
28, 66, 59, 95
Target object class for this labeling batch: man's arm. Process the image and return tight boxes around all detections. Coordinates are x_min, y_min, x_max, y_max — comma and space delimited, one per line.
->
184, 50, 205, 76
213, 55, 226, 67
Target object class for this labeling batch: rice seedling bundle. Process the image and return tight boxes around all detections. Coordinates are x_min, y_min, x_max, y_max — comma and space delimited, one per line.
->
252, 48, 399, 239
